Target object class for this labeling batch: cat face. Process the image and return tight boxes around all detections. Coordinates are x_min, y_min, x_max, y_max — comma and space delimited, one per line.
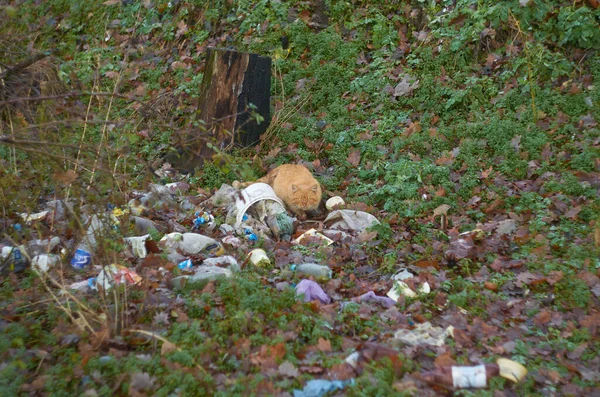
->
290, 184, 320, 210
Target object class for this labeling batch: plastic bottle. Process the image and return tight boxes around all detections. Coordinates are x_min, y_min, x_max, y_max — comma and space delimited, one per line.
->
170, 266, 232, 290
291, 263, 332, 280
26, 236, 60, 256
421, 364, 500, 388
1, 246, 28, 273
70, 215, 105, 270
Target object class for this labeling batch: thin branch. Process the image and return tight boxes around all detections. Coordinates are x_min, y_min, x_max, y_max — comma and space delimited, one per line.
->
0, 91, 169, 121
11, 118, 129, 134
0, 50, 53, 80
0, 134, 109, 151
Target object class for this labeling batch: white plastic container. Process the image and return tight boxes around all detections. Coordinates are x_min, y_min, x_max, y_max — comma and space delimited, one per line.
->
325, 196, 345, 211
248, 249, 270, 267
234, 183, 285, 229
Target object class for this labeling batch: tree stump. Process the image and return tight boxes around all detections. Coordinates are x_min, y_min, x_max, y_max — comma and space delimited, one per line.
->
175, 48, 271, 170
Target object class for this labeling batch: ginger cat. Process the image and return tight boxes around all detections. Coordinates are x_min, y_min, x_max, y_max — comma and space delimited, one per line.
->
240, 164, 322, 219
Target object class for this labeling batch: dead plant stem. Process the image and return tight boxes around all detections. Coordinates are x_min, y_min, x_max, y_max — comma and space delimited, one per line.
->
88, 60, 124, 189
127, 329, 208, 375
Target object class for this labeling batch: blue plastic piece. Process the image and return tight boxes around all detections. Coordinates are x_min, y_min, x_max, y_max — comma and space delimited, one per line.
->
178, 259, 193, 270
293, 379, 355, 397
13, 223, 22, 232
70, 249, 92, 269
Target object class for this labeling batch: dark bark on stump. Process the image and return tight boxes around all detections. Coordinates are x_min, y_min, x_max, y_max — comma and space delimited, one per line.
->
173, 48, 271, 171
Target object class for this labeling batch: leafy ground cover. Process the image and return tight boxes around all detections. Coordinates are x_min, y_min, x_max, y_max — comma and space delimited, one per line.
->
1, 0, 599, 395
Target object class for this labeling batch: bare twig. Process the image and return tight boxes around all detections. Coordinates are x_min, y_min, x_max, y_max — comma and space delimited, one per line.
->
0, 50, 53, 80
0, 91, 169, 121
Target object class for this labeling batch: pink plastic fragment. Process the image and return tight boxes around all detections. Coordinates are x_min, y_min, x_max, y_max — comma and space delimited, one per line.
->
353, 291, 396, 308
296, 279, 331, 304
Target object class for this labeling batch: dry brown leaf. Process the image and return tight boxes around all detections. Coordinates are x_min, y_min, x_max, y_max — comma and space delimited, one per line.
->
434, 351, 456, 367
317, 337, 332, 352
496, 219, 517, 236
357, 230, 378, 242
161, 340, 177, 356
347, 148, 361, 167
176, 20, 189, 38
565, 206, 582, 219
444, 238, 474, 262
328, 362, 356, 380
534, 310, 552, 326
481, 166, 493, 178
278, 361, 299, 378
53, 170, 78, 185
356, 342, 403, 376
546, 270, 563, 286
433, 204, 451, 217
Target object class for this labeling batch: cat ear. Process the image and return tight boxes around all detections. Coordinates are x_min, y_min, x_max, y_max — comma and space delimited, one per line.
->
311, 184, 319, 192
291, 184, 299, 192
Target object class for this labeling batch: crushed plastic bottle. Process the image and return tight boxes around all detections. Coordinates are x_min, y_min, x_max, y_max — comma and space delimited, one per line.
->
291, 263, 332, 280
421, 364, 499, 388
68, 277, 97, 291
26, 236, 60, 257
1, 246, 28, 273
170, 266, 233, 290
421, 359, 528, 388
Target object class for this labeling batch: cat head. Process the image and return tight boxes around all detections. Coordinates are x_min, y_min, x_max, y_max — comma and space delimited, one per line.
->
290, 183, 321, 210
